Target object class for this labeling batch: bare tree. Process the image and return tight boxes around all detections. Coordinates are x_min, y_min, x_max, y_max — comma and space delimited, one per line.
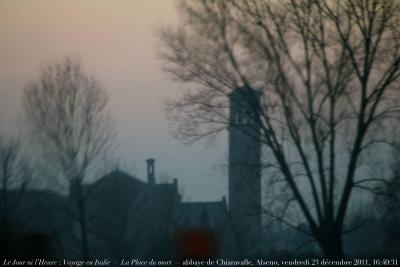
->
23, 56, 115, 260
158, 0, 400, 258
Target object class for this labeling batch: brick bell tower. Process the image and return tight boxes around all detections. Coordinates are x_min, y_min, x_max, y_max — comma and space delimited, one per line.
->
228, 86, 262, 256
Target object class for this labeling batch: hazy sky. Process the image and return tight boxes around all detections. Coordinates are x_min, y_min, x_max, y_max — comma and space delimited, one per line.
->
0, 0, 228, 201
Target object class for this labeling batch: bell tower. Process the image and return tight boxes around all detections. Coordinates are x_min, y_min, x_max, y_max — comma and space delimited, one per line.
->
228, 87, 261, 256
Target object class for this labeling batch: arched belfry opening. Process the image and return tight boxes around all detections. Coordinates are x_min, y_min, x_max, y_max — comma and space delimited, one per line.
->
146, 158, 156, 185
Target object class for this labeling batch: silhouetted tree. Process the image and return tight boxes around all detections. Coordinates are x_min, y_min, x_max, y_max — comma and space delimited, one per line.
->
23, 56, 115, 260
158, 0, 400, 258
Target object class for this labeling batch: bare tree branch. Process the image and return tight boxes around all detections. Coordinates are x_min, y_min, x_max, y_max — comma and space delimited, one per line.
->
23, 55, 115, 260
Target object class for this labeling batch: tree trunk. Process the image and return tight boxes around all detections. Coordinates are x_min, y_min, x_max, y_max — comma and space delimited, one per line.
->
318, 232, 345, 259
78, 202, 89, 261
70, 179, 89, 261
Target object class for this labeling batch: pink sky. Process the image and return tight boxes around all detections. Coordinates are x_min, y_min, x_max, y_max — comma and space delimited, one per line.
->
0, 0, 227, 201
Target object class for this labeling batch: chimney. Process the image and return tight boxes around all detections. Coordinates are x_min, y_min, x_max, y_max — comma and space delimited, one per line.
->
146, 158, 155, 185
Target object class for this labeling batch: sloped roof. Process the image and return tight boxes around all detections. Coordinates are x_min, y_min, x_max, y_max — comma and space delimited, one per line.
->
86, 169, 180, 211
86, 169, 146, 207
92, 169, 145, 189
85, 169, 148, 226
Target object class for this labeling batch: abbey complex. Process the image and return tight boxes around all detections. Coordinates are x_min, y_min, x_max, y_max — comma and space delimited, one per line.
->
1, 88, 267, 260
1, 88, 382, 261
